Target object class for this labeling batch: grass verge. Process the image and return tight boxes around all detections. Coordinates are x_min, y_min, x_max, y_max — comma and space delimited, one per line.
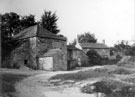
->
1, 74, 29, 93
49, 69, 113, 82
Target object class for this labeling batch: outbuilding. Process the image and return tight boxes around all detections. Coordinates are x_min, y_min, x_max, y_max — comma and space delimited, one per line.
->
9, 25, 67, 70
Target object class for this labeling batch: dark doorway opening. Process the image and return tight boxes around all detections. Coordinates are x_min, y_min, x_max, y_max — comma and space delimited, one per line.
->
24, 60, 27, 65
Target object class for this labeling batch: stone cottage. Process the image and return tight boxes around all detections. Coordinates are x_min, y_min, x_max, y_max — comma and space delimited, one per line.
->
10, 25, 67, 70
80, 43, 110, 58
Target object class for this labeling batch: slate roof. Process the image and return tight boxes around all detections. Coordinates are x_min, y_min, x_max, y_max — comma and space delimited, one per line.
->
80, 43, 109, 49
67, 45, 81, 51
13, 25, 66, 41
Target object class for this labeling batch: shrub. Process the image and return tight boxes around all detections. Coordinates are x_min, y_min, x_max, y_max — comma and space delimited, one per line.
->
86, 50, 102, 66
116, 54, 122, 61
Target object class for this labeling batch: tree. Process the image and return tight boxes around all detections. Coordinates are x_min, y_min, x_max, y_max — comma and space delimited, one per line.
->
114, 40, 130, 52
20, 14, 36, 31
1, 12, 21, 42
1, 12, 36, 43
78, 32, 97, 43
1, 12, 36, 42
113, 40, 135, 56
69, 39, 77, 46
40, 10, 60, 34
1, 12, 37, 66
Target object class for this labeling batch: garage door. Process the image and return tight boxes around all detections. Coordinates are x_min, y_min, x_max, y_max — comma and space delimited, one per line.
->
39, 57, 53, 70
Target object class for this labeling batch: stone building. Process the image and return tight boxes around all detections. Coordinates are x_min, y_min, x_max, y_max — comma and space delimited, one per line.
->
80, 43, 110, 58
67, 45, 89, 69
10, 25, 67, 70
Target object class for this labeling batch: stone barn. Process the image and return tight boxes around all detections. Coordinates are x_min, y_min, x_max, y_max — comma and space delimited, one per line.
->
9, 25, 67, 70
80, 43, 110, 58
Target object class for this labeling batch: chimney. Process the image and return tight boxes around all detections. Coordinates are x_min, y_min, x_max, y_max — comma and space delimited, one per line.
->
102, 40, 105, 44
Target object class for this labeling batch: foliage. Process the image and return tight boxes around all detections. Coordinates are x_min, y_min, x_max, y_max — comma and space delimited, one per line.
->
1, 12, 20, 42
113, 40, 135, 56
1, 12, 36, 42
20, 14, 36, 31
114, 40, 130, 51
40, 10, 59, 34
113, 40, 131, 54
1, 12, 37, 63
125, 46, 135, 56
86, 50, 102, 65
68, 39, 77, 46
116, 54, 122, 60
77, 32, 97, 43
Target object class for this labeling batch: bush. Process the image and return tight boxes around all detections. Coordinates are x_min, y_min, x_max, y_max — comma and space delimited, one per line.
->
86, 50, 102, 65
116, 54, 122, 61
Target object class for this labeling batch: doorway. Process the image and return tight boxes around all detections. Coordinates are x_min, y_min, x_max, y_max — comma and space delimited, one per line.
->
39, 57, 53, 70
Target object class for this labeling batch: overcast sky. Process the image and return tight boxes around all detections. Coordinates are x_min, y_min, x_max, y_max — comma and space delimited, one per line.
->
0, 0, 134, 46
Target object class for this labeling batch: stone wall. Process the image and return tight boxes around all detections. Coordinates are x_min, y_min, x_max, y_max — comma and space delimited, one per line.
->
32, 37, 67, 70
10, 39, 30, 68
46, 49, 66, 70
67, 50, 89, 68
8, 36, 67, 70
29, 37, 38, 69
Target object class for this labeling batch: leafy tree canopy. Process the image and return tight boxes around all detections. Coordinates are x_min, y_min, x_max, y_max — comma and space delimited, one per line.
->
114, 40, 131, 51
1, 12, 36, 42
40, 10, 60, 34
78, 32, 97, 43
2, 12, 20, 41
113, 40, 135, 56
69, 39, 77, 46
1, 12, 37, 51
20, 14, 36, 32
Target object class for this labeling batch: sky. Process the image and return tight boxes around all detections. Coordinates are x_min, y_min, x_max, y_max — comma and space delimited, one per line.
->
0, 0, 134, 46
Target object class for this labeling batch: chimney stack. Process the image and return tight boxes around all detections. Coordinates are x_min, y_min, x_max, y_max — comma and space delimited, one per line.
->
102, 40, 105, 44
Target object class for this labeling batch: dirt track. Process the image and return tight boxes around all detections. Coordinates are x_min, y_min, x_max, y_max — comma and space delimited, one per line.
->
2, 65, 133, 97
15, 67, 103, 97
